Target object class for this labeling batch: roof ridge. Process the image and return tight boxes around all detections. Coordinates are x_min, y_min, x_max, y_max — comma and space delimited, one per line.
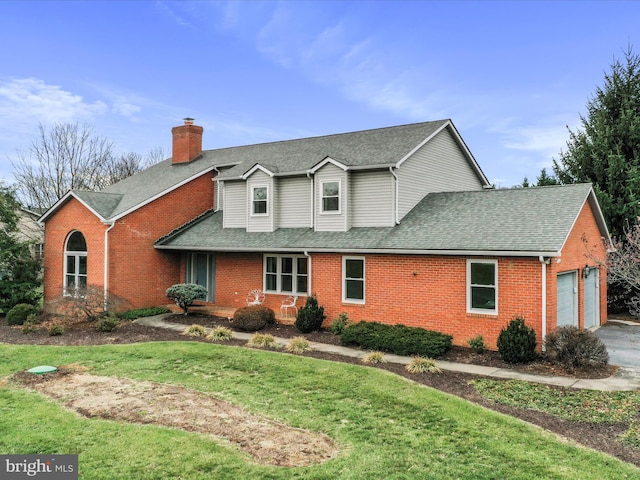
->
201, 120, 450, 154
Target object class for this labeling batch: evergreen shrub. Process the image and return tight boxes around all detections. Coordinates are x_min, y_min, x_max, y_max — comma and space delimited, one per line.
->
295, 295, 326, 333
233, 306, 275, 332
6, 303, 38, 326
341, 321, 452, 358
497, 316, 537, 364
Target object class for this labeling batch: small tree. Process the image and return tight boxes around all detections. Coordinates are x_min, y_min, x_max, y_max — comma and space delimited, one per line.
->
166, 283, 207, 315
295, 295, 326, 333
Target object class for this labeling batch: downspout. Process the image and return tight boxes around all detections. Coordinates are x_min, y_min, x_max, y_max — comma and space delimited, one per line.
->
104, 222, 116, 310
539, 256, 549, 351
389, 167, 399, 225
212, 167, 221, 212
307, 171, 314, 229
304, 251, 312, 295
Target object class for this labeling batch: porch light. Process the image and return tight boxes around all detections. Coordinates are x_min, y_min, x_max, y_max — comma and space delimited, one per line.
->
582, 265, 591, 279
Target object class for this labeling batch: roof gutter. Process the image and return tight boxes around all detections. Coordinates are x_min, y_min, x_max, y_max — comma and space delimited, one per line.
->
154, 244, 561, 257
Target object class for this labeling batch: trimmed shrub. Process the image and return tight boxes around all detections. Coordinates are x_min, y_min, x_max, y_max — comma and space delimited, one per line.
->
330, 312, 349, 335
233, 306, 276, 332
48, 325, 64, 336
119, 306, 171, 320
6, 303, 38, 326
21, 314, 39, 334
341, 321, 452, 358
467, 335, 487, 354
166, 284, 208, 315
295, 295, 326, 333
97, 316, 119, 332
497, 316, 537, 364
544, 326, 609, 369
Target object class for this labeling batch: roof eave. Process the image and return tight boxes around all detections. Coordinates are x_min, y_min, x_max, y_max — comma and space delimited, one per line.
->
38, 191, 108, 224
154, 244, 560, 257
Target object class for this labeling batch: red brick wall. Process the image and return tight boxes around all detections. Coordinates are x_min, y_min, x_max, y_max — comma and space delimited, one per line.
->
209, 252, 542, 349
207, 199, 607, 350
43, 199, 108, 302
310, 253, 542, 350
545, 200, 608, 331
43, 171, 215, 308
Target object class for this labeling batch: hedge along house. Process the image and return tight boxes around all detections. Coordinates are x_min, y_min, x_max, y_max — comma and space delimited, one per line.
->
40, 119, 610, 349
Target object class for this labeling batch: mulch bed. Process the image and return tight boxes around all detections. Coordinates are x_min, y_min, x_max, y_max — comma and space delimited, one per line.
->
1, 313, 639, 468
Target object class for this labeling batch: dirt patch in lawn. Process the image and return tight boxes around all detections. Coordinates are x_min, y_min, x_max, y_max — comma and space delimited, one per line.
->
12, 367, 338, 467
2, 314, 638, 468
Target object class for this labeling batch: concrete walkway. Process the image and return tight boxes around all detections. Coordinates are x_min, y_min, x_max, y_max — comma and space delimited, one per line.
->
136, 315, 640, 392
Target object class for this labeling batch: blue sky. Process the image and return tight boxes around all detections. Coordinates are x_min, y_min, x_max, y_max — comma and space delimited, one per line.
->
0, 1, 638, 187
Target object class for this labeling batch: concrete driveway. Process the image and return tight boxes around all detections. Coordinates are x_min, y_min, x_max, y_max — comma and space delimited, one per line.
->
595, 321, 640, 369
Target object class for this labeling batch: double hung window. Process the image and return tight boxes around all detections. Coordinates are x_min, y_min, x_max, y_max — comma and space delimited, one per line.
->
264, 255, 308, 294
343, 256, 365, 303
321, 181, 340, 213
252, 186, 268, 215
467, 260, 498, 314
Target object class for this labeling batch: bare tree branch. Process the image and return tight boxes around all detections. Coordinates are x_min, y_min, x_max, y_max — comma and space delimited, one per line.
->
10, 123, 163, 211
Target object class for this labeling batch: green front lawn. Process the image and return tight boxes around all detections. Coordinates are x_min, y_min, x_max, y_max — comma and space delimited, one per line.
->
0, 341, 638, 479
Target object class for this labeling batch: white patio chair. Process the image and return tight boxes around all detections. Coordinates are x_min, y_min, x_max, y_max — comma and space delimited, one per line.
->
280, 295, 298, 318
246, 289, 265, 306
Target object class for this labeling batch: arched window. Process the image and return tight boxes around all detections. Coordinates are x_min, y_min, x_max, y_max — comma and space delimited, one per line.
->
64, 231, 87, 294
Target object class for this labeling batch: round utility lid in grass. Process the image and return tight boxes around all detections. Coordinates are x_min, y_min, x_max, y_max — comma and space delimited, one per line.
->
28, 366, 58, 374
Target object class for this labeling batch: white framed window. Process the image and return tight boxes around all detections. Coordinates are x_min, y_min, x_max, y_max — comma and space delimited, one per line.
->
251, 185, 268, 216
321, 180, 341, 213
64, 230, 87, 295
343, 256, 365, 303
263, 255, 308, 294
467, 259, 498, 314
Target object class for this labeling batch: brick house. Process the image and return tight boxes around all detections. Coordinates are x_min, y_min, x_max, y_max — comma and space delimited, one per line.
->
40, 119, 610, 349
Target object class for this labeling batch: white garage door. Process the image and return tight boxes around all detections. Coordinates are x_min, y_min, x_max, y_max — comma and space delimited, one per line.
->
557, 271, 578, 327
584, 268, 599, 329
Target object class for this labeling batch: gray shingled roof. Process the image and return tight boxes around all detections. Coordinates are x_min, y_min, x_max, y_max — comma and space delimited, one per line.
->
215, 120, 453, 180
43, 120, 469, 223
156, 184, 608, 256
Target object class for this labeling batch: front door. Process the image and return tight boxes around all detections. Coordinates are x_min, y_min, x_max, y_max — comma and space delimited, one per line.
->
186, 253, 216, 302
584, 268, 599, 329
557, 271, 578, 327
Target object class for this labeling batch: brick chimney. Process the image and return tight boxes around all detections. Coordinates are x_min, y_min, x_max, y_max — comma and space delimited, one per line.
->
171, 118, 203, 164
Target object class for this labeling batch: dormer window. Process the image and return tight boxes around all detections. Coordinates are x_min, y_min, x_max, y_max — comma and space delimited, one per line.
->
252, 186, 268, 215
321, 180, 340, 213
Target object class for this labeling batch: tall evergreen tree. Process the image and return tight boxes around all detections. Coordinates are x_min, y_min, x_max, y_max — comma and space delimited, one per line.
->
0, 185, 41, 310
553, 47, 640, 237
535, 168, 558, 186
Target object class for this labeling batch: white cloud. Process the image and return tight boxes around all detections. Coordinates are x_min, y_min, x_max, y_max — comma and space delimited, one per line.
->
0, 78, 108, 125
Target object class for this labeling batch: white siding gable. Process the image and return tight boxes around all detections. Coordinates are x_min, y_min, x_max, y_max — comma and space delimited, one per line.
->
397, 127, 485, 220
315, 164, 349, 231
222, 181, 246, 228
350, 170, 395, 227
247, 170, 274, 232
